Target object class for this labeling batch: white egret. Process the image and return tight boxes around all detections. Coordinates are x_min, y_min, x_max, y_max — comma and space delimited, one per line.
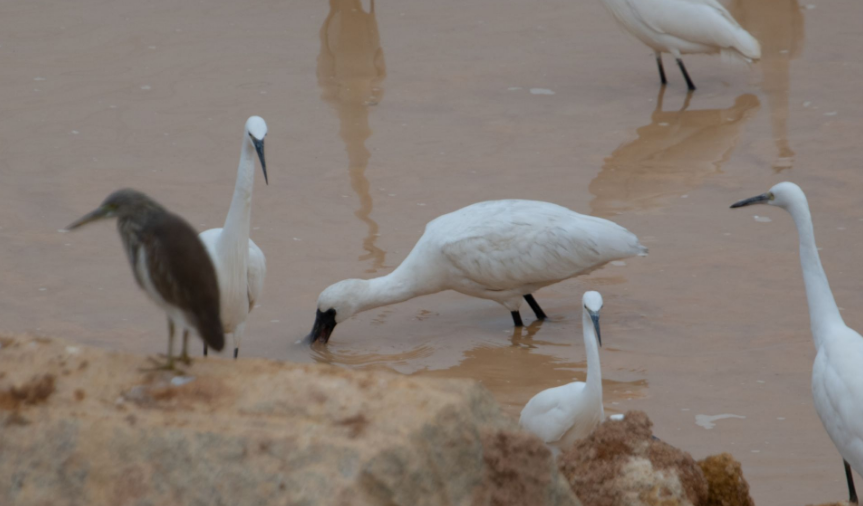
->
598, 0, 761, 91
308, 200, 646, 343
732, 182, 860, 504
200, 116, 268, 359
519, 291, 605, 449
66, 189, 225, 370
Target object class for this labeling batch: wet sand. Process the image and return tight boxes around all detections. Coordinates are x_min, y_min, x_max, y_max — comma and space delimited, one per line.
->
1, 0, 862, 503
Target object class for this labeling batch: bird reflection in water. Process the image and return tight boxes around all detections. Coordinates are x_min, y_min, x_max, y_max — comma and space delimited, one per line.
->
317, 0, 387, 273
728, 0, 804, 171
589, 89, 760, 217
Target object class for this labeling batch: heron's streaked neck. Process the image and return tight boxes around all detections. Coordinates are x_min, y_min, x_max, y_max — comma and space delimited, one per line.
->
786, 197, 844, 347
582, 309, 602, 396
220, 136, 256, 256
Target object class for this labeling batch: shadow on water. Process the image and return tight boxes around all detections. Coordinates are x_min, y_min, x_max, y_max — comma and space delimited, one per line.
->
317, 0, 388, 272
589, 88, 760, 217
728, 0, 805, 171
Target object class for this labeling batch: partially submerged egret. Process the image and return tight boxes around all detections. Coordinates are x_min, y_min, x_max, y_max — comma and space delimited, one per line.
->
200, 116, 268, 359
732, 182, 861, 504
308, 199, 646, 343
66, 189, 225, 369
520, 291, 606, 449
598, 0, 761, 90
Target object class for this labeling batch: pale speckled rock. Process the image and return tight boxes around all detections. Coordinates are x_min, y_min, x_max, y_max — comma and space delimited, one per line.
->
0, 335, 579, 506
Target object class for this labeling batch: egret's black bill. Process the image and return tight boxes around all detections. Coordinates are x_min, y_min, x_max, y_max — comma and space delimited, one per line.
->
65, 206, 108, 231
253, 138, 268, 185
590, 312, 601, 347
308, 308, 337, 344
730, 193, 769, 208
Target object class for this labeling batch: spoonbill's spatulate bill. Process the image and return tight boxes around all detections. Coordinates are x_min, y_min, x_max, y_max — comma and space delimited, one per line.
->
199, 116, 268, 359
309, 199, 646, 344
598, 0, 761, 90
732, 182, 861, 504
520, 291, 605, 449
66, 189, 225, 370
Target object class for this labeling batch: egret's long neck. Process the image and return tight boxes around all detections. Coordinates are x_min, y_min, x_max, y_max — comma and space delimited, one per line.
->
786, 197, 844, 346
582, 310, 603, 396
219, 136, 256, 259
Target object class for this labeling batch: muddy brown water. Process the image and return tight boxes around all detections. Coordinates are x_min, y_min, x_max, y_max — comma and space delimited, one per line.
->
1, 0, 862, 503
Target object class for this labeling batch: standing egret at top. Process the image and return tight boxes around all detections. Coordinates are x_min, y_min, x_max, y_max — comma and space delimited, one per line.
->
520, 291, 607, 449
597, 0, 761, 91
66, 189, 225, 370
199, 116, 268, 359
308, 199, 646, 344
731, 182, 861, 504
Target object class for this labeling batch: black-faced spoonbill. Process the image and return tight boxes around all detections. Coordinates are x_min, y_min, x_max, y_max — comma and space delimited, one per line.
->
199, 116, 268, 359
308, 199, 646, 343
66, 189, 225, 370
598, 0, 761, 91
519, 291, 605, 449
732, 182, 861, 504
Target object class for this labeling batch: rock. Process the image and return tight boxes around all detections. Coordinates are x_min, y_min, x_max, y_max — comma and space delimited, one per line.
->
698, 453, 754, 506
0, 335, 579, 506
558, 410, 708, 506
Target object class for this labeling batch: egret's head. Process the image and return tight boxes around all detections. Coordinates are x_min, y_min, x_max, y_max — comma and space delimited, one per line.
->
730, 182, 804, 210
583, 291, 603, 346
65, 189, 162, 230
308, 279, 368, 344
245, 116, 268, 185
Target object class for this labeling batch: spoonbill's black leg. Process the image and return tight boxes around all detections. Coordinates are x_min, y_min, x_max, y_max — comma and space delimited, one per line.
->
203, 344, 208, 357
511, 311, 524, 327
524, 294, 547, 320
846, 460, 858, 504
676, 58, 696, 91
655, 52, 667, 85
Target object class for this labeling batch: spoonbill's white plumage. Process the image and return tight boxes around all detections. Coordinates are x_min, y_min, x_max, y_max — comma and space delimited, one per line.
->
519, 291, 605, 449
309, 200, 646, 343
200, 116, 268, 359
598, 0, 761, 90
731, 182, 861, 504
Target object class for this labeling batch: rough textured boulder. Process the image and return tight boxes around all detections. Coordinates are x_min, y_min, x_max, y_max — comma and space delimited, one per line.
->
698, 453, 754, 506
0, 335, 579, 506
558, 410, 708, 506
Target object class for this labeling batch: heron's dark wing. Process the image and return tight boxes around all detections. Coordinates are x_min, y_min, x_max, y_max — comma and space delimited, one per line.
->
144, 212, 225, 351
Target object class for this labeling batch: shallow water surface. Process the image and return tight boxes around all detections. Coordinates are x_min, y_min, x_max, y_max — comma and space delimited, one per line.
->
1, 0, 862, 504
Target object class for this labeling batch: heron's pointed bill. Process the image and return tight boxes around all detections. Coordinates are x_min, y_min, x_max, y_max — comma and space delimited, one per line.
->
730, 193, 770, 209
65, 206, 109, 231
589, 311, 601, 347
253, 138, 268, 185
308, 308, 337, 344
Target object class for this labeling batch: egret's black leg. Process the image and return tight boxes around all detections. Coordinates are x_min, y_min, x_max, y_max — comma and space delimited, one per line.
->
655, 53, 667, 85
676, 58, 696, 91
846, 460, 858, 504
233, 348, 239, 359
523, 294, 547, 320
511, 311, 524, 327
203, 344, 208, 357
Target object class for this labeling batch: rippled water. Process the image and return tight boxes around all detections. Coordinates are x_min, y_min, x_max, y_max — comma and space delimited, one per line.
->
1, 0, 862, 504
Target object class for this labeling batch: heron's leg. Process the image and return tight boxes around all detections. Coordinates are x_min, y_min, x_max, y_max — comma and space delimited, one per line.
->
142, 319, 178, 371
523, 294, 547, 320
203, 343, 208, 357
846, 460, 858, 504
655, 52, 667, 85
511, 311, 524, 327
179, 330, 192, 365
676, 58, 696, 91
